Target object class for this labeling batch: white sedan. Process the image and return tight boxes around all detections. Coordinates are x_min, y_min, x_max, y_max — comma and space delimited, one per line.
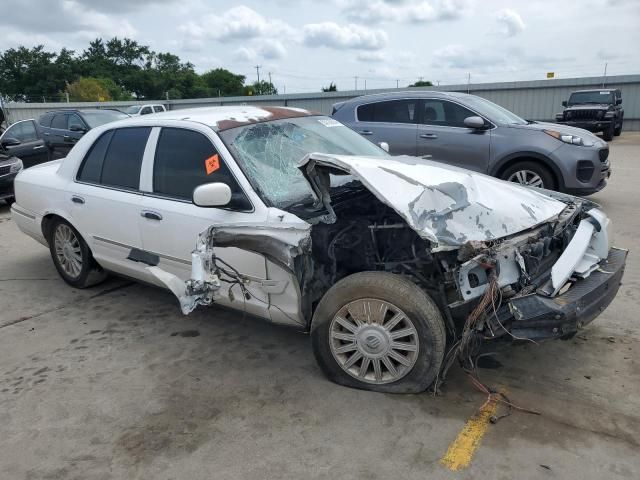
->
11, 106, 626, 393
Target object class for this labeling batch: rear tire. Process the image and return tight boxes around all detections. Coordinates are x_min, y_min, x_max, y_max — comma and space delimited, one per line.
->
603, 122, 614, 141
310, 272, 446, 394
501, 161, 556, 190
48, 218, 107, 288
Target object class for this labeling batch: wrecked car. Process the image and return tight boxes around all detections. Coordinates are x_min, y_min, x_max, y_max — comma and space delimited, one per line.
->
11, 106, 627, 393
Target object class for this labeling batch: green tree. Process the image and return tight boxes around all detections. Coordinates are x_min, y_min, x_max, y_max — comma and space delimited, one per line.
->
322, 82, 337, 92
244, 80, 277, 96
409, 80, 433, 87
66, 77, 111, 101
201, 68, 246, 97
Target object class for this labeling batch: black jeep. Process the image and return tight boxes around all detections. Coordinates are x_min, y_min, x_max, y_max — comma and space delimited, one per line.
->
555, 89, 623, 141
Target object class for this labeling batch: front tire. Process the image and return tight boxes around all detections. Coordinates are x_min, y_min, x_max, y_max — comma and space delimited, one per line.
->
603, 122, 615, 141
614, 120, 623, 136
48, 218, 107, 288
311, 272, 446, 393
501, 161, 556, 190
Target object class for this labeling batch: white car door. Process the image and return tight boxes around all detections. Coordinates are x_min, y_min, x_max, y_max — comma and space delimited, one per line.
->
137, 125, 272, 319
70, 126, 152, 280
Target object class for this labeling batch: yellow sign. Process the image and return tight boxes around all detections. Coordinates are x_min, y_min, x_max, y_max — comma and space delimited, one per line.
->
546, 72, 555, 79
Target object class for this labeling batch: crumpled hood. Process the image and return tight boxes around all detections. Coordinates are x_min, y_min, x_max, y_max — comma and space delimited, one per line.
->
299, 153, 567, 249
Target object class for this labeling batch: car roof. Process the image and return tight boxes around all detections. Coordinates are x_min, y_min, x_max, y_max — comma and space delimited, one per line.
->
340, 90, 475, 104
116, 105, 318, 130
42, 109, 126, 115
571, 89, 620, 93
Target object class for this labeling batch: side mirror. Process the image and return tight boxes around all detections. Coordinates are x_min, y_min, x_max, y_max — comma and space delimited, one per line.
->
379, 141, 390, 152
616, 98, 622, 105
463, 116, 486, 129
193, 182, 232, 207
562, 100, 568, 107
1, 137, 21, 147
69, 124, 86, 133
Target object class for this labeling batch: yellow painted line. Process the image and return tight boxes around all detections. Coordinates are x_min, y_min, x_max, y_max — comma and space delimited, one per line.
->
440, 396, 499, 471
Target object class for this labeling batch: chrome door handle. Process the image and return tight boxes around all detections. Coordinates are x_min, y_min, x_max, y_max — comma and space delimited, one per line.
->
44, 132, 50, 136
359, 130, 373, 135
141, 210, 163, 221
419, 133, 438, 139
33, 145, 45, 150
71, 195, 85, 204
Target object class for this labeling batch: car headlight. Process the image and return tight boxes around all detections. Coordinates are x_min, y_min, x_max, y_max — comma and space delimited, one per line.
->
555, 113, 564, 121
543, 129, 591, 146
9, 159, 23, 174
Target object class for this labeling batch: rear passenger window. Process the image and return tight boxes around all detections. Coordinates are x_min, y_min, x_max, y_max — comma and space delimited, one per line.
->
421, 100, 477, 128
38, 113, 54, 127
77, 127, 150, 190
77, 131, 113, 183
153, 105, 165, 113
357, 100, 417, 124
51, 114, 67, 130
153, 128, 248, 208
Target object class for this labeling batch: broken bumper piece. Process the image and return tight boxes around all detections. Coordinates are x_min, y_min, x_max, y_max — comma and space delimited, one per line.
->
507, 247, 627, 341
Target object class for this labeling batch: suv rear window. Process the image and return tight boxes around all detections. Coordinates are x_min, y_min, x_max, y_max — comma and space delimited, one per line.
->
77, 127, 151, 190
357, 100, 417, 124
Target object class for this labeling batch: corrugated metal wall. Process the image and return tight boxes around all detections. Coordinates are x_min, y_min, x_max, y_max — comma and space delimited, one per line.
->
4, 74, 639, 130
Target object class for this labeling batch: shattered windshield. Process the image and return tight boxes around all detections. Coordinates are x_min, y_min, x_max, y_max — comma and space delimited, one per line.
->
219, 116, 388, 208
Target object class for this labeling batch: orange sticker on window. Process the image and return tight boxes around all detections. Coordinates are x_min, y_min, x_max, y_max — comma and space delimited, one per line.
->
205, 154, 220, 175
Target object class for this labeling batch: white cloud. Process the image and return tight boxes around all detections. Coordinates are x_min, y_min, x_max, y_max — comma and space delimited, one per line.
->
0, 0, 137, 37
432, 44, 503, 69
259, 39, 287, 59
178, 6, 295, 43
357, 51, 387, 62
303, 23, 388, 50
339, 0, 471, 24
495, 9, 525, 37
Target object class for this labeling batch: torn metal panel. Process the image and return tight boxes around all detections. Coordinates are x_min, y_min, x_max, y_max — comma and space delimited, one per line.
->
299, 153, 566, 249
550, 208, 610, 295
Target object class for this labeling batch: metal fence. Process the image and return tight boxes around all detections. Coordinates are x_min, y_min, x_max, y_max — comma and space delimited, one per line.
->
3, 74, 639, 130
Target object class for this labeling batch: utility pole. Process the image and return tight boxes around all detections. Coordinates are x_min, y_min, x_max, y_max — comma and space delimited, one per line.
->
354, 76, 358, 90
254, 65, 261, 84
268, 72, 273, 94
396, 79, 399, 89
602, 62, 608, 88
467, 73, 471, 94
65, 92, 69, 103
364, 79, 367, 91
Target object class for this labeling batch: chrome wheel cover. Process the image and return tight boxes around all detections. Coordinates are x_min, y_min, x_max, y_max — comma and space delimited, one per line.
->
507, 170, 544, 188
329, 298, 419, 385
53, 224, 83, 279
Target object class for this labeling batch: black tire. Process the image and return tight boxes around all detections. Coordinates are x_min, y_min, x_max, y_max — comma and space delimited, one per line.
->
310, 272, 446, 394
603, 122, 614, 141
500, 160, 556, 190
614, 119, 623, 136
48, 218, 107, 288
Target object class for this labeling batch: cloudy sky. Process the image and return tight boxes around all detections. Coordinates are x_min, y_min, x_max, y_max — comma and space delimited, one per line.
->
1, 0, 639, 92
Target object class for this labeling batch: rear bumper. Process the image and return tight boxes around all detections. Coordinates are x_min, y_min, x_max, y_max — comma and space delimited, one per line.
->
506, 247, 627, 340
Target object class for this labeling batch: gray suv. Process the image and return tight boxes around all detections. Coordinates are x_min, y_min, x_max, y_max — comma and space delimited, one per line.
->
332, 91, 611, 195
